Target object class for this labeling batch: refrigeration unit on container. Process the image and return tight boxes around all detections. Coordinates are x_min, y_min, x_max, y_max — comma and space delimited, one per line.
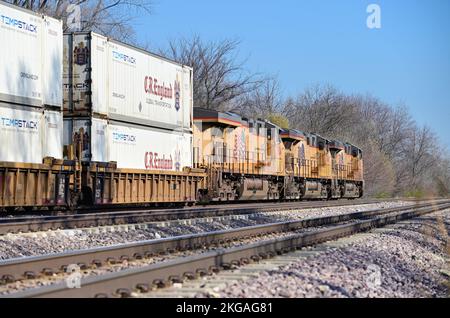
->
0, 1, 63, 109
0, 105, 63, 163
63, 32, 193, 132
63, 118, 193, 171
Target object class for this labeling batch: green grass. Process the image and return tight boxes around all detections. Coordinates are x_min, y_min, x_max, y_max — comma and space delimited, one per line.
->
403, 189, 426, 198
374, 192, 392, 199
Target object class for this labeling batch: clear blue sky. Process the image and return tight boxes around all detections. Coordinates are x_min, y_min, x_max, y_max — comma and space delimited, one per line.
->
134, 0, 450, 141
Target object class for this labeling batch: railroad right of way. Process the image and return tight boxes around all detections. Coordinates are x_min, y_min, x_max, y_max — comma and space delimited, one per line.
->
1, 200, 449, 297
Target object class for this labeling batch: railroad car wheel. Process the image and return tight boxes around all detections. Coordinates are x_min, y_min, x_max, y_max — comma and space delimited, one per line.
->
24, 206, 34, 213
196, 190, 210, 204
81, 187, 94, 205
4, 207, 16, 215
66, 189, 80, 212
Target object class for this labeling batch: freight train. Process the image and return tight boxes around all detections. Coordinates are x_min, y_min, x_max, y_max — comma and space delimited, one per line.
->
0, 2, 363, 212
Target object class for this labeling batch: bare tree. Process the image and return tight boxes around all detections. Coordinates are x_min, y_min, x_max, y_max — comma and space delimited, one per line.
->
397, 125, 438, 191
431, 156, 450, 196
280, 86, 449, 197
360, 140, 396, 197
283, 84, 357, 137
354, 96, 414, 160
234, 76, 283, 118
161, 35, 267, 111
6, 0, 152, 43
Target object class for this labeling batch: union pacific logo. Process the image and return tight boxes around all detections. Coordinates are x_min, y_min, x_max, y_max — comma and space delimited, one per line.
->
0, 14, 38, 33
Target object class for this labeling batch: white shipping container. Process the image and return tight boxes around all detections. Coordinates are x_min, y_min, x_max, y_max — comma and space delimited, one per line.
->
64, 119, 193, 171
63, 32, 193, 131
0, 2, 63, 108
42, 109, 64, 159
63, 117, 108, 162
0, 106, 63, 163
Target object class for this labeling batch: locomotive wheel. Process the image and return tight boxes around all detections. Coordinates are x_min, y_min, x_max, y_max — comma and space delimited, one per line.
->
327, 185, 332, 200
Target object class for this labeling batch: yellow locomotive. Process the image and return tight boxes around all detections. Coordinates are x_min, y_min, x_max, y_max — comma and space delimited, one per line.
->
193, 108, 363, 201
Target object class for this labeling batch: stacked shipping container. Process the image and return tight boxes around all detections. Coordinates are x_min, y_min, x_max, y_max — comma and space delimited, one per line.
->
0, 2, 70, 208
63, 32, 194, 172
0, 1, 63, 163
0, 4, 201, 208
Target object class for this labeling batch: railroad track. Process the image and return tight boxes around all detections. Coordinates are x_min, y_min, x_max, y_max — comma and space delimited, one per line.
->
1, 199, 449, 298
0, 198, 440, 235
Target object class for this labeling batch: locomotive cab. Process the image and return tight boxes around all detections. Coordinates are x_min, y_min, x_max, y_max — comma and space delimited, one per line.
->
342, 142, 364, 198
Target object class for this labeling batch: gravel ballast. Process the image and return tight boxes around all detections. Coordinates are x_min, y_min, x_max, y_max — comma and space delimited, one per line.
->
0, 202, 447, 297
199, 210, 450, 298
0, 201, 411, 260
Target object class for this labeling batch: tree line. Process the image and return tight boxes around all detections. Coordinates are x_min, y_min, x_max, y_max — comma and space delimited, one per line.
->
162, 36, 450, 198
10, 0, 449, 198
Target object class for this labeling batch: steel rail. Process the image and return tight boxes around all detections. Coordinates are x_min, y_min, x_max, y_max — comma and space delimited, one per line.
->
1, 200, 449, 296
0, 198, 444, 235
6, 200, 449, 298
